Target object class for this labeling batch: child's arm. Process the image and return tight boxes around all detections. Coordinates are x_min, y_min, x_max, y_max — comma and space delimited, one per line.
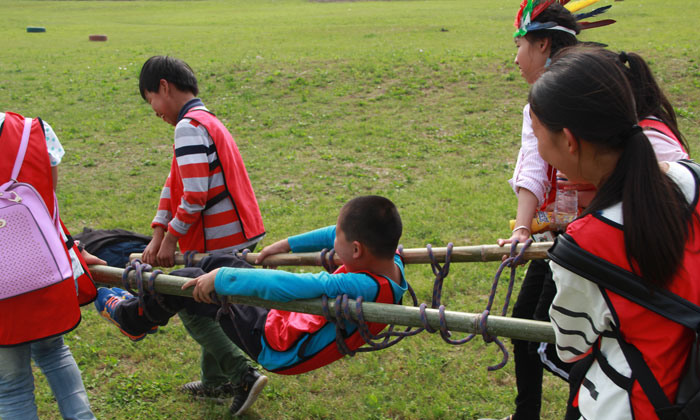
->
255, 226, 336, 265
498, 187, 538, 246
142, 226, 165, 265
183, 265, 382, 304
143, 173, 174, 266
500, 104, 549, 247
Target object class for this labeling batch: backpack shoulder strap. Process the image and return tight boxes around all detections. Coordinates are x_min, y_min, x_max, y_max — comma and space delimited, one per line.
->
11, 117, 33, 180
548, 234, 700, 330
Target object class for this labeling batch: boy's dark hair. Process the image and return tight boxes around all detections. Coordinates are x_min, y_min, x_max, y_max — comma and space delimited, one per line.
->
339, 196, 402, 259
529, 46, 692, 289
525, 2, 580, 57
139, 56, 199, 100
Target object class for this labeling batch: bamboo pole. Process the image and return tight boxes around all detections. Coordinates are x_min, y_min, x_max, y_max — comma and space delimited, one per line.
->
89, 265, 555, 344
129, 242, 552, 267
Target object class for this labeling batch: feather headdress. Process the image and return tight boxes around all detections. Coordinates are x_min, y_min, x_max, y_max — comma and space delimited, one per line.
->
513, 0, 616, 38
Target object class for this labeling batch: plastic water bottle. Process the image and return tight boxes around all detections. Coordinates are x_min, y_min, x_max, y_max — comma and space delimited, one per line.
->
553, 189, 578, 231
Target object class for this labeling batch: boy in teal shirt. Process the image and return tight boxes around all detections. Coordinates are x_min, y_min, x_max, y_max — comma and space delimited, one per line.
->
96, 195, 407, 415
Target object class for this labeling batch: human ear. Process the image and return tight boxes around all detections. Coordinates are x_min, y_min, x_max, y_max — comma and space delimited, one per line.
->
539, 37, 552, 56
352, 241, 363, 259
563, 128, 579, 155
159, 78, 169, 94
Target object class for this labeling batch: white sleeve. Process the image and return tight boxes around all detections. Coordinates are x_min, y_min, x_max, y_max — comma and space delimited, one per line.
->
548, 260, 614, 362
42, 120, 65, 167
645, 128, 688, 162
508, 104, 550, 206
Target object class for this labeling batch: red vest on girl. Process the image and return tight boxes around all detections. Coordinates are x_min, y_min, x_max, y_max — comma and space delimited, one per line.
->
0, 112, 95, 346
166, 109, 265, 252
264, 266, 396, 375
565, 193, 700, 419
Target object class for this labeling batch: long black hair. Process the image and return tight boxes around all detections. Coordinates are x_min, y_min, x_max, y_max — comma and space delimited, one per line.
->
605, 49, 689, 153
529, 47, 692, 289
524, 2, 581, 57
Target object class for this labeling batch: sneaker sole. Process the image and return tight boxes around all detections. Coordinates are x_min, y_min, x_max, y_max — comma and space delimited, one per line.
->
232, 375, 268, 416
192, 394, 230, 405
99, 309, 147, 342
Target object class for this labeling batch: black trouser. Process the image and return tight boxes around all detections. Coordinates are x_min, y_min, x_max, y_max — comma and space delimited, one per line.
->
511, 259, 571, 420
115, 253, 268, 361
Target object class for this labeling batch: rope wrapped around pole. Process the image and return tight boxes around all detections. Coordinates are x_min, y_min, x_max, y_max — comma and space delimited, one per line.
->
88, 265, 555, 344
129, 242, 551, 266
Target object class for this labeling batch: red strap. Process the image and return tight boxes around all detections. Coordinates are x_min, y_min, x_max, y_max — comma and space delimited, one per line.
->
639, 118, 685, 153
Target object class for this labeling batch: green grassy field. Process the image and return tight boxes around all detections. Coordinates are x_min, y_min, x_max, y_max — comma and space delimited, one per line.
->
2, 0, 699, 419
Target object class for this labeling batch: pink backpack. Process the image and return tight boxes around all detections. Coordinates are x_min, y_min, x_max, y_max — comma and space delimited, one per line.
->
0, 117, 73, 300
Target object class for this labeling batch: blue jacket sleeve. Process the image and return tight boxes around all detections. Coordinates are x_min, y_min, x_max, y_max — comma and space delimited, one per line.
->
214, 266, 380, 302
287, 225, 336, 252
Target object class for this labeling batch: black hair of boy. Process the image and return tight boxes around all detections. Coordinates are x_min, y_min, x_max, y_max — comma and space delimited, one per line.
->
139, 56, 199, 100
526, 3, 580, 57
339, 195, 402, 259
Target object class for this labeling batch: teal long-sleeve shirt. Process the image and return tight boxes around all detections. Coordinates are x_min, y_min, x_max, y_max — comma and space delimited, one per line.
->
214, 226, 407, 371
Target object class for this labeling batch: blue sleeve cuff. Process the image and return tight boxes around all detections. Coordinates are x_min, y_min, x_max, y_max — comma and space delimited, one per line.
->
288, 225, 336, 252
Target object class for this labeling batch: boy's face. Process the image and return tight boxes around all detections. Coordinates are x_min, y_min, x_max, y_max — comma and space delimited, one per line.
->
144, 80, 179, 126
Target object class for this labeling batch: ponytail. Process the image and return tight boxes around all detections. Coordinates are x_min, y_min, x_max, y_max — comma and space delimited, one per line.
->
530, 47, 692, 289
584, 128, 690, 288
618, 51, 690, 152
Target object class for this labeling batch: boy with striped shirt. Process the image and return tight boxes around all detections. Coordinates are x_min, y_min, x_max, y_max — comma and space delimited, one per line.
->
136, 55, 267, 405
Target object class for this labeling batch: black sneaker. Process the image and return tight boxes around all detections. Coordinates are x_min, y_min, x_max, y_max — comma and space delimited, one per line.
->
181, 380, 236, 404
229, 368, 268, 416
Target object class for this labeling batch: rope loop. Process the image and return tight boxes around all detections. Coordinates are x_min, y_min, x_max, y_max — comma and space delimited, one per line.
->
183, 250, 197, 267
470, 238, 533, 370
428, 243, 453, 308
320, 248, 338, 273
121, 259, 169, 322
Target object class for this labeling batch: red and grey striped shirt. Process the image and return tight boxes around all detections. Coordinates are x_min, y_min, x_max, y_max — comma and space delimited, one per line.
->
152, 104, 260, 252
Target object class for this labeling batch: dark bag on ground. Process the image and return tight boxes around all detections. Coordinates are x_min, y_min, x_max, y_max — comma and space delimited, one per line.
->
74, 228, 151, 268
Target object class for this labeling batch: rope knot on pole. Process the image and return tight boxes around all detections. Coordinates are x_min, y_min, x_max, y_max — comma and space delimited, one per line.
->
121, 259, 165, 322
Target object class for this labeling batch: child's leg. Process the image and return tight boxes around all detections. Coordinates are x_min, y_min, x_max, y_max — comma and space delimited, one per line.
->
31, 335, 95, 420
171, 263, 254, 390
0, 343, 38, 420
95, 287, 185, 337
181, 299, 268, 362
116, 293, 186, 335
178, 310, 251, 388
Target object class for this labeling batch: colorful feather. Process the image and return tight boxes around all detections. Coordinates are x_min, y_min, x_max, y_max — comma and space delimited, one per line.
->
579, 19, 616, 30
514, 0, 531, 29
531, 0, 557, 22
575, 5, 612, 20
525, 21, 559, 32
564, 0, 602, 14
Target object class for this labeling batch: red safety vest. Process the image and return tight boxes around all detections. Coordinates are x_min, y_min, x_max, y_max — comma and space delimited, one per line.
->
166, 109, 265, 252
266, 266, 396, 375
565, 188, 700, 419
0, 112, 92, 346
639, 117, 687, 154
